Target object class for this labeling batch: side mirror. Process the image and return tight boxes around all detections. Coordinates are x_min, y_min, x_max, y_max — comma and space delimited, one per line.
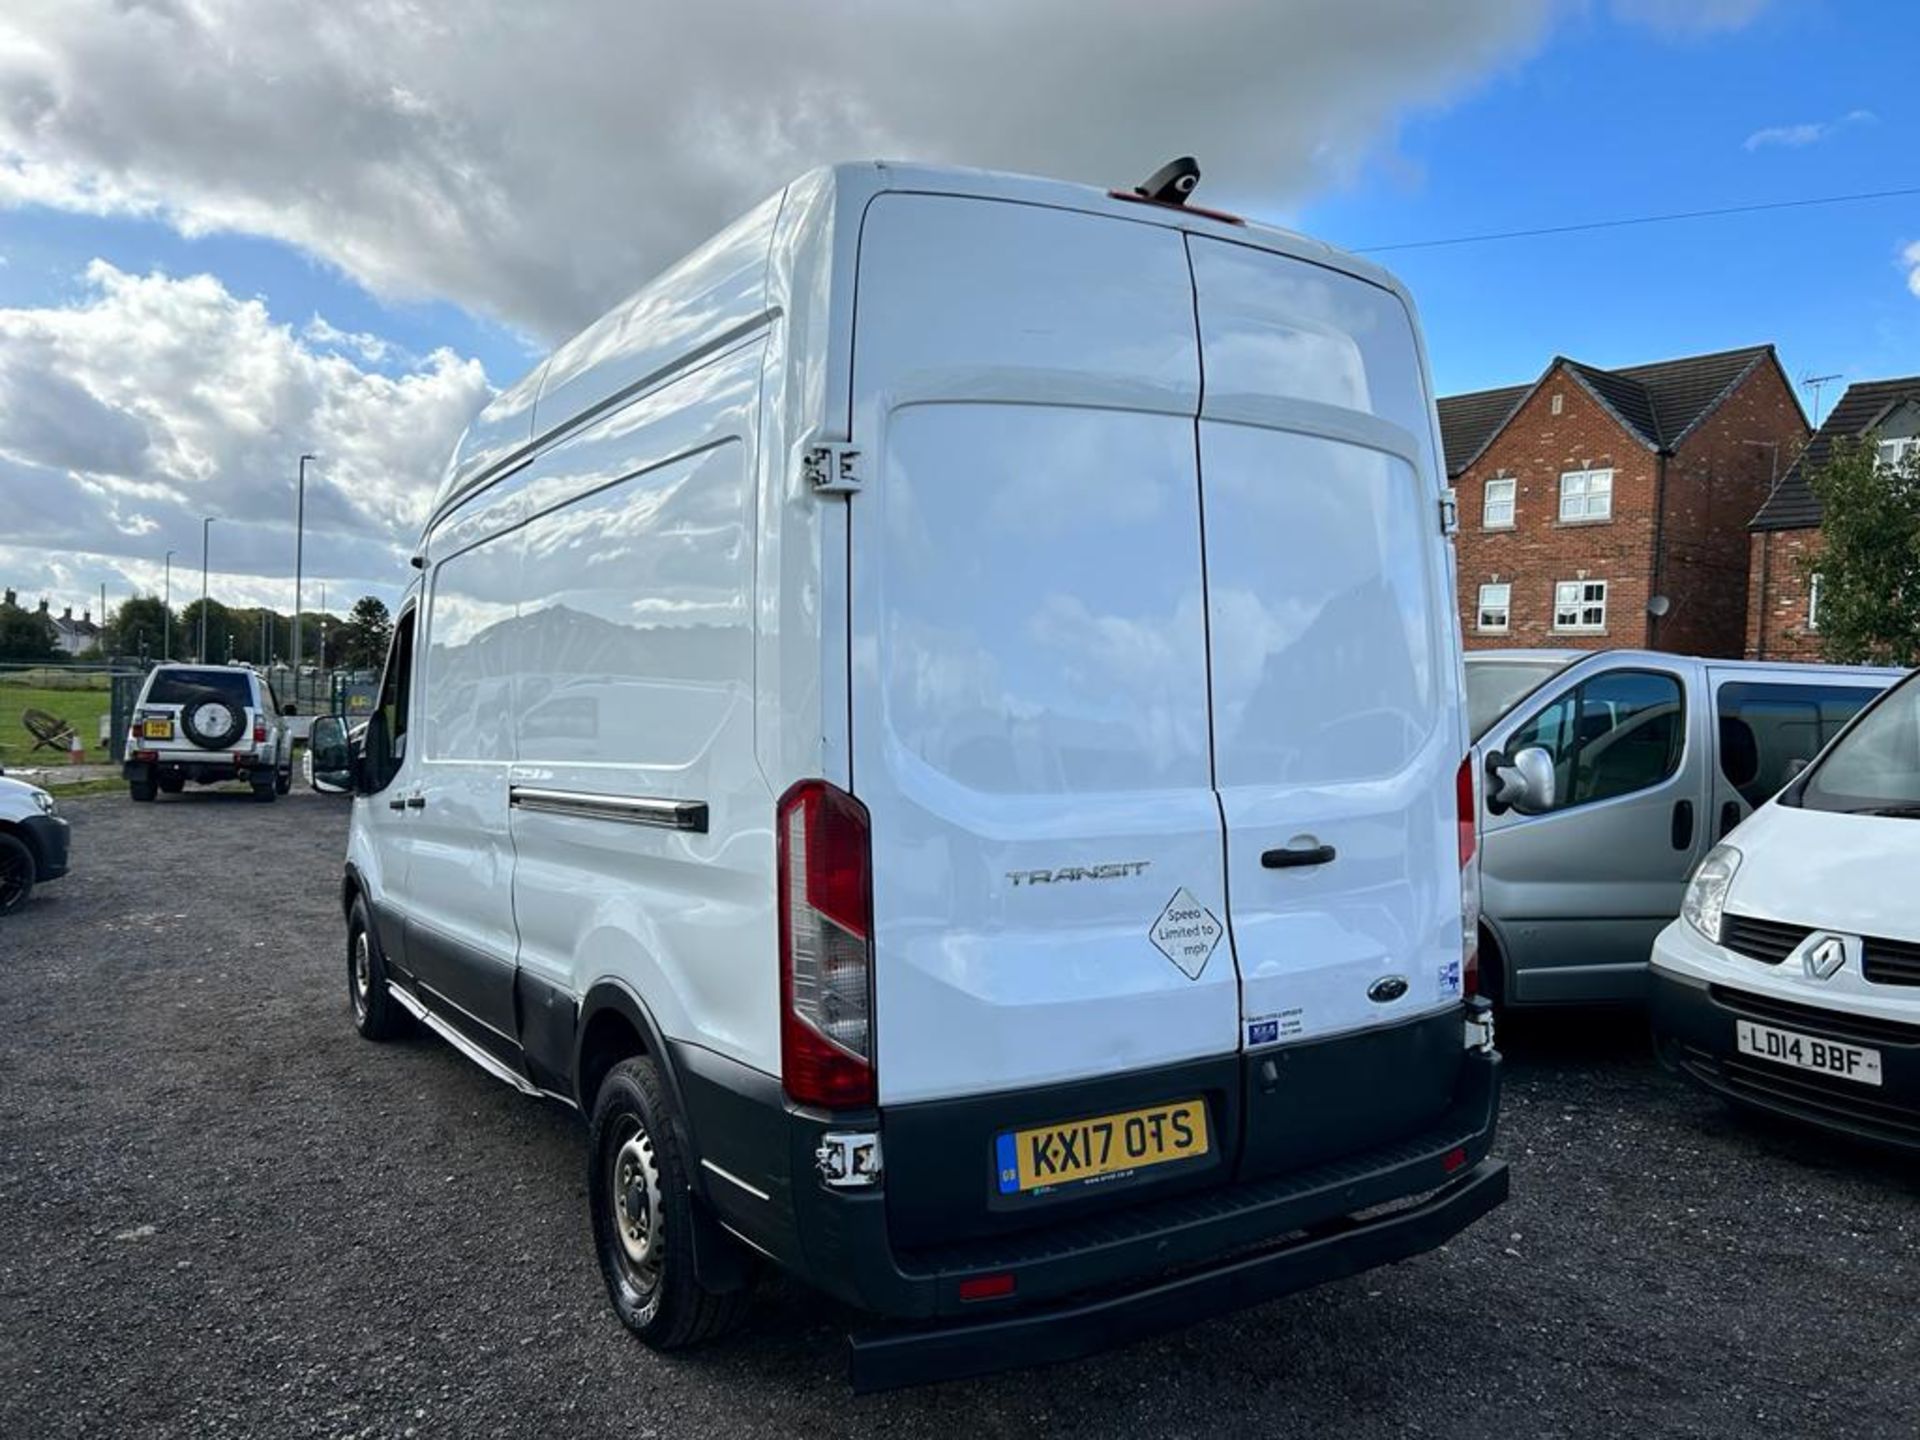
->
1484, 745, 1556, 816
1782, 756, 1810, 783
309, 714, 354, 794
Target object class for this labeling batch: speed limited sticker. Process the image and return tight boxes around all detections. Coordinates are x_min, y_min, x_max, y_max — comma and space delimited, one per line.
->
1150, 888, 1222, 980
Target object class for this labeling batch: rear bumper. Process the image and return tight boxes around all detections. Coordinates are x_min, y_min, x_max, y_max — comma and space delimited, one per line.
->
123, 755, 276, 783
849, 1157, 1508, 1392
1650, 966, 1920, 1150
677, 1026, 1503, 1387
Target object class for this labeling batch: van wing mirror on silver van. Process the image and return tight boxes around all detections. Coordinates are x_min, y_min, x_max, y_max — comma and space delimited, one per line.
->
1484, 745, 1556, 817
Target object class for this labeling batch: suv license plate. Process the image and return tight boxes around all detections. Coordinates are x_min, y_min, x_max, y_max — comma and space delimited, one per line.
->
1736, 1020, 1881, 1086
996, 1098, 1209, 1196
142, 719, 173, 739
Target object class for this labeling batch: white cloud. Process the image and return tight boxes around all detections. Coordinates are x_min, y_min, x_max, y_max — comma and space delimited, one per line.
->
1903, 240, 1920, 300
1611, 0, 1770, 37
1744, 109, 1876, 152
0, 262, 490, 615
0, 0, 1560, 343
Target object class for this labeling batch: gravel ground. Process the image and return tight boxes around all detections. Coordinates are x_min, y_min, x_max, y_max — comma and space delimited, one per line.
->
2, 788, 1916, 1439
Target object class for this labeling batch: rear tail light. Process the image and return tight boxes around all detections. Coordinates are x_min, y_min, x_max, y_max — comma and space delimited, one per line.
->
1457, 754, 1481, 999
253, 719, 266, 743
777, 779, 875, 1108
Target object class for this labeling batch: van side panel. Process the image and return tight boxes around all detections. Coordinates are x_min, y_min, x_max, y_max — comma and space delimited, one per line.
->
503, 340, 779, 1077
849, 194, 1239, 1105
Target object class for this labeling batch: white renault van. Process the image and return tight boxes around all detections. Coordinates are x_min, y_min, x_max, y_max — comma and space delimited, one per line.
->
1652, 665, 1920, 1150
311, 160, 1505, 1388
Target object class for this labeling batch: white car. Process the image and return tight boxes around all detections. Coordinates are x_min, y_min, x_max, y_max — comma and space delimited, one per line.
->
0, 773, 68, 915
311, 159, 1504, 1389
1652, 665, 1920, 1150
123, 663, 293, 802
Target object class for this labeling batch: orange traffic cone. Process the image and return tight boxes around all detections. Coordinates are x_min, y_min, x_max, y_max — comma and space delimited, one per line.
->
69, 731, 85, 765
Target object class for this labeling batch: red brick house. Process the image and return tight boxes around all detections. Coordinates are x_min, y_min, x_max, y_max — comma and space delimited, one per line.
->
1438, 344, 1807, 656
1746, 376, 1920, 660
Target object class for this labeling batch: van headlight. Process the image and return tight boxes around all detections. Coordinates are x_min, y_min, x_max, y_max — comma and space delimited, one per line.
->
1682, 844, 1742, 944
31, 788, 56, 816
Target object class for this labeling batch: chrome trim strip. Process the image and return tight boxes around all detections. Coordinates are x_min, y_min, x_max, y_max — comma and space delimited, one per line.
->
508, 785, 708, 833
389, 985, 542, 1099
700, 1158, 771, 1203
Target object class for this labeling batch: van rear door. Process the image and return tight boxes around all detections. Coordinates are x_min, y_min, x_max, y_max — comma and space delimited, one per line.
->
848, 195, 1240, 1120
1186, 236, 1467, 1178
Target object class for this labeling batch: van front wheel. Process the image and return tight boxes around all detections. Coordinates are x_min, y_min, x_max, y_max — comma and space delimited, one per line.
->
589, 1057, 747, 1350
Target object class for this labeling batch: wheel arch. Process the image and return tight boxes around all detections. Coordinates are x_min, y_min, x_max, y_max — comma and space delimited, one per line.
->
575, 980, 695, 1152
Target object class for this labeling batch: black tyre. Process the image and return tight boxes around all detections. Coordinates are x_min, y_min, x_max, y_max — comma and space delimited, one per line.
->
179, 690, 246, 750
158, 775, 184, 794
274, 767, 292, 796
347, 897, 408, 1041
589, 1057, 749, 1350
0, 832, 35, 915
129, 779, 156, 803
251, 777, 276, 803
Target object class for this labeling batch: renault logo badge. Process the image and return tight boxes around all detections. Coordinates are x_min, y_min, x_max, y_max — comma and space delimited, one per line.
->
1803, 935, 1847, 981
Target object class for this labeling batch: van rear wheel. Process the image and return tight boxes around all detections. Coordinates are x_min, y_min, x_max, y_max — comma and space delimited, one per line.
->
588, 1057, 748, 1350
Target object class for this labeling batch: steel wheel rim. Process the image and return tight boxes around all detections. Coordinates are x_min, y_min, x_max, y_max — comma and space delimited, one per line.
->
609, 1117, 664, 1300
351, 931, 371, 1020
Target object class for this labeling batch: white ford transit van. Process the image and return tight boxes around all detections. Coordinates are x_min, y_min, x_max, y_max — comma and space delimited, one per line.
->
311, 161, 1506, 1389
1652, 665, 1920, 1150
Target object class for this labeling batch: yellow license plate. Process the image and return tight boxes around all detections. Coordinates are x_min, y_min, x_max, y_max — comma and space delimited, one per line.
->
142, 720, 173, 739
996, 1098, 1209, 1196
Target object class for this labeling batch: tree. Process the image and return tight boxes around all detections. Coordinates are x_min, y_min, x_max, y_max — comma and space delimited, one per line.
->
336, 596, 393, 670
0, 597, 56, 662
1806, 437, 1920, 666
107, 594, 176, 661
177, 598, 234, 664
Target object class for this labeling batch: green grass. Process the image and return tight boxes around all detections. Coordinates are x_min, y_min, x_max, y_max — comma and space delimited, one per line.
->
0, 682, 113, 765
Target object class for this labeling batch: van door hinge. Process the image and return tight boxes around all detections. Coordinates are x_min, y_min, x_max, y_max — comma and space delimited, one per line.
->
804, 442, 862, 496
1439, 488, 1460, 536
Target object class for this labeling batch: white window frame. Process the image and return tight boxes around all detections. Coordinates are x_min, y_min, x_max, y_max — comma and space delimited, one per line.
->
1482, 476, 1516, 530
1877, 437, 1918, 468
1558, 467, 1614, 522
1808, 572, 1823, 632
1476, 583, 1512, 633
1553, 579, 1608, 633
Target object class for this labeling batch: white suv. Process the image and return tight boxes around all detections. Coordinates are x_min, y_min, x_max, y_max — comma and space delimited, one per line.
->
124, 663, 293, 803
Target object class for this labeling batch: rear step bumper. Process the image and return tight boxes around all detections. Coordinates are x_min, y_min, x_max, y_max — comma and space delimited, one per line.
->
848, 1157, 1509, 1392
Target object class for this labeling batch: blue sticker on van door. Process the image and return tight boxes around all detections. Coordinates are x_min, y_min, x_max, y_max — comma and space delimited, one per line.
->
995, 1133, 1020, 1195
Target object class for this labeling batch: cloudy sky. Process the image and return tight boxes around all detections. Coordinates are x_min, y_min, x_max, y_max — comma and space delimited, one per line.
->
0, 0, 1913, 625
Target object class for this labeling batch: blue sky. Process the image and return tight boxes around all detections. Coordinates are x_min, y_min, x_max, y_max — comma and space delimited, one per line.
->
0, 0, 1912, 619
1293, 1, 1917, 403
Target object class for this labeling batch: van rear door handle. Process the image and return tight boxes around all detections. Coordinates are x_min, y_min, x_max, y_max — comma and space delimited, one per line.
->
1671, 799, 1694, 851
387, 797, 406, 812
1262, 843, 1336, 869
405, 794, 426, 809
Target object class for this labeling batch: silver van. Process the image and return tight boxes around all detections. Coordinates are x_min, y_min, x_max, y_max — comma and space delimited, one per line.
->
1470, 649, 1901, 1007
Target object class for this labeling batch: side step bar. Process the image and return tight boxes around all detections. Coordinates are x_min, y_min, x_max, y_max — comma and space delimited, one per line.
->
387, 983, 544, 1099
847, 1158, 1510, 1393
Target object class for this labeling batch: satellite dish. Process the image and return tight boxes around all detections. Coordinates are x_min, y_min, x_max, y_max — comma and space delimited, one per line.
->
1647, 594, 1672, 618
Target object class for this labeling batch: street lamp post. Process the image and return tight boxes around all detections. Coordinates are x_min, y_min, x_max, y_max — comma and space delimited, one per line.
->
292, 454, 316, 709
163, 549, 175, 661
199, 517, 217, 662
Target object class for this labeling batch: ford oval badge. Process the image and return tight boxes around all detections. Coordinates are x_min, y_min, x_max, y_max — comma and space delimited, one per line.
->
1367, 975, 1409, 1004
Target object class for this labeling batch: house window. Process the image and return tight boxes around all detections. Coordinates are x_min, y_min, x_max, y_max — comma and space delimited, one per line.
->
1559, 468, 1613, 522
1808, 572, 1823, 632
1551, 392, 1564, 416
1477, 583, 1511, 632
1554, 579, 1608, 632
1483, 476, 1515, 529
1877, 437, 1918, 468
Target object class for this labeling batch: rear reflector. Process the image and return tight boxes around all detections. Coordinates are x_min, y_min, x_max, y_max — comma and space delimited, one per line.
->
1442, 1146, 1468, 1174
777, 779, 876, 1109
958, 1273, 1016, 1302
1455, 754, 1477, 867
